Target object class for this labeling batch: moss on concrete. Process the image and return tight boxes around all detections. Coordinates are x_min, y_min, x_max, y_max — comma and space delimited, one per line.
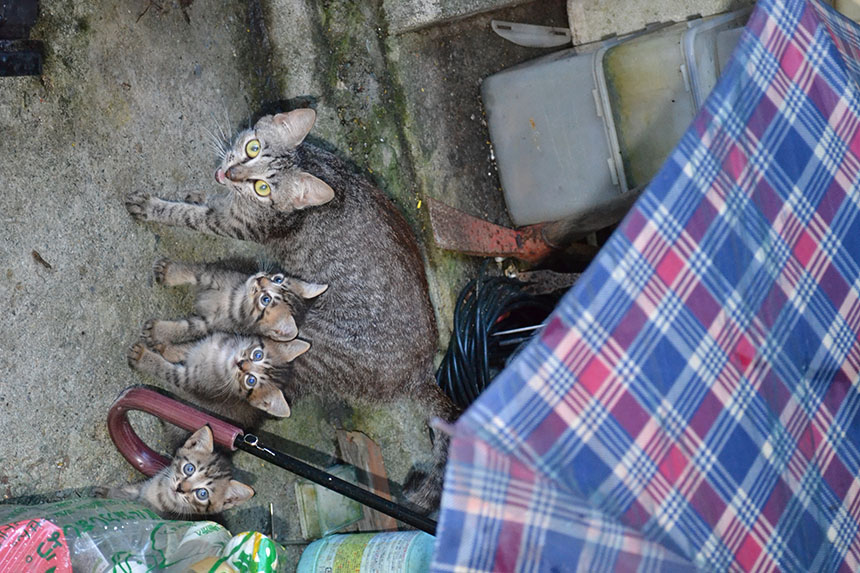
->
313, 1, 419, 221
235, 0, 284, 115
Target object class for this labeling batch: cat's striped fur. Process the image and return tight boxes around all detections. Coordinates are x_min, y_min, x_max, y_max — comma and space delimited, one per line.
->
144, 257, 327, 345
125, 109, 458, 512
127, 331, 309, 429
95, 426, 254, 517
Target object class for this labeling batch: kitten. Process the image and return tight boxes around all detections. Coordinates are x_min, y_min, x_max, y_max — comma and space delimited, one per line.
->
144, 257, 328, 345
125, 109, 457, 511
95, 425, 254, 518
127, 331, 310, 429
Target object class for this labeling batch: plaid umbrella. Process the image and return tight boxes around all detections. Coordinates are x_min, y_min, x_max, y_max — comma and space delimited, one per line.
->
432, 0, 860, 570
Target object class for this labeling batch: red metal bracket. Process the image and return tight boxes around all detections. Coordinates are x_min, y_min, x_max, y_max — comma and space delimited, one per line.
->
426, 197, 554, 262
426, 197, 601, 262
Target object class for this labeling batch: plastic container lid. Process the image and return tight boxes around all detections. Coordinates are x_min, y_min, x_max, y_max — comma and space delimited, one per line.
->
481, 9, 749, 226
482, 42, 626, 226
683, 9, 752, 110
598, 21, 697, 191
596, 9, 750, 190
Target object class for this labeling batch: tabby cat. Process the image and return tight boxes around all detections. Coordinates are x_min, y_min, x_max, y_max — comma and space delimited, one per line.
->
127, 331, 310, 428
144, 257, 327, 345
95, 425, 254, 517
125, 109, 457, 511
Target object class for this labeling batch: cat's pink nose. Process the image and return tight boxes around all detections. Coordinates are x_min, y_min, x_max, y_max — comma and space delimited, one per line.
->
225, 165, 252, 182
215, 169, 226, 184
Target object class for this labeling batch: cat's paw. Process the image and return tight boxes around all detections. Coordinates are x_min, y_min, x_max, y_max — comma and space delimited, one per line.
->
125, 191, 152, 221
184, 191, 206, 205
91, 486, 109, 498
152, 258, 172, 285
127, 341, 146, 369
141, 319, 165, 346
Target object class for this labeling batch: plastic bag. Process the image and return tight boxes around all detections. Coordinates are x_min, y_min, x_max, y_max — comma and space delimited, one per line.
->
0, 516, 71, 572
0, 497, 285, 572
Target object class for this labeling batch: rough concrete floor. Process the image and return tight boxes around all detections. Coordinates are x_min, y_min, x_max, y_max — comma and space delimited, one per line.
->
0, 0, 566, 567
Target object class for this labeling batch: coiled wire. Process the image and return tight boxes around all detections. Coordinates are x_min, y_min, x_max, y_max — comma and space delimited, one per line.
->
436, 263, 560, 410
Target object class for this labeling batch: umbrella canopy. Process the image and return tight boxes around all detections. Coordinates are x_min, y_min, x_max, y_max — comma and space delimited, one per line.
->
432, 0, 860, 570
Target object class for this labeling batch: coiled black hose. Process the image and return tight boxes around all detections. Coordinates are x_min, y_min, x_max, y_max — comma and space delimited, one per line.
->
436, 264, 561, 410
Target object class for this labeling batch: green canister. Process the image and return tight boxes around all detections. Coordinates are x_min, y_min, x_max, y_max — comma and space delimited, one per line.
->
296, 531, 435, 573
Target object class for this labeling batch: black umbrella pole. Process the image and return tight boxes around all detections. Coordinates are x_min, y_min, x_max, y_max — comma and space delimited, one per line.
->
236, 433, 437, 535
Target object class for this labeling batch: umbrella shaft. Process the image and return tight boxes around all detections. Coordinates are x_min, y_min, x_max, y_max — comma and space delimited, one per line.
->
236, 434, 437, 535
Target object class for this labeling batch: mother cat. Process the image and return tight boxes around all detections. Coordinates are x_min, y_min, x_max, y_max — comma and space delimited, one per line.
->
125, 109, 457, 510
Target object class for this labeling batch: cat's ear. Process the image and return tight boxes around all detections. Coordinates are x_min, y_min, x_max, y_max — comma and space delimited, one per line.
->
270, 339, 311, 363
255, 386, 291, 418
288, 173, 335, 211
185, 425, 214, 453
221, 480, 255, 510
272, 109, 316, 149
285, 278, 328, 299
278, 315, 298, 341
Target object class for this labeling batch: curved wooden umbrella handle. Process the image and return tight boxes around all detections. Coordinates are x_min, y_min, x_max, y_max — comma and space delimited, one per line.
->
107, 385, 243, 477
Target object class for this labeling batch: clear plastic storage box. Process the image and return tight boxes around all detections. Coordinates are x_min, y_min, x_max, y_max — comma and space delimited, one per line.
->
482, 8, 750, 226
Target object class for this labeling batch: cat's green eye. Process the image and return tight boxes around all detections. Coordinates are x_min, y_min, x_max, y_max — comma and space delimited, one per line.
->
245, 139, 261, 158
254, 180, 271, 197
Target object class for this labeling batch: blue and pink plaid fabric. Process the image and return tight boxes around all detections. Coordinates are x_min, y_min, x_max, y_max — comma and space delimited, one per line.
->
432, 0, 860, 570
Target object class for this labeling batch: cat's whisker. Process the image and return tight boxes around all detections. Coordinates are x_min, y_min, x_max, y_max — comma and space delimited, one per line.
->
203, 126, 228, 159
214, 379, 235, 401
208, 141, 226, 160
213, 107, 229, 147
224, 107, 232, 137
205, 112, 231, 158
204, 127, 221, 146
216, 133, 228, 154
207, 111, 222, 138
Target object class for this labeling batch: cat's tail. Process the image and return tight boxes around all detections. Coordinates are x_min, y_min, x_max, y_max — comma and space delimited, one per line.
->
402, 380, 461, 514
